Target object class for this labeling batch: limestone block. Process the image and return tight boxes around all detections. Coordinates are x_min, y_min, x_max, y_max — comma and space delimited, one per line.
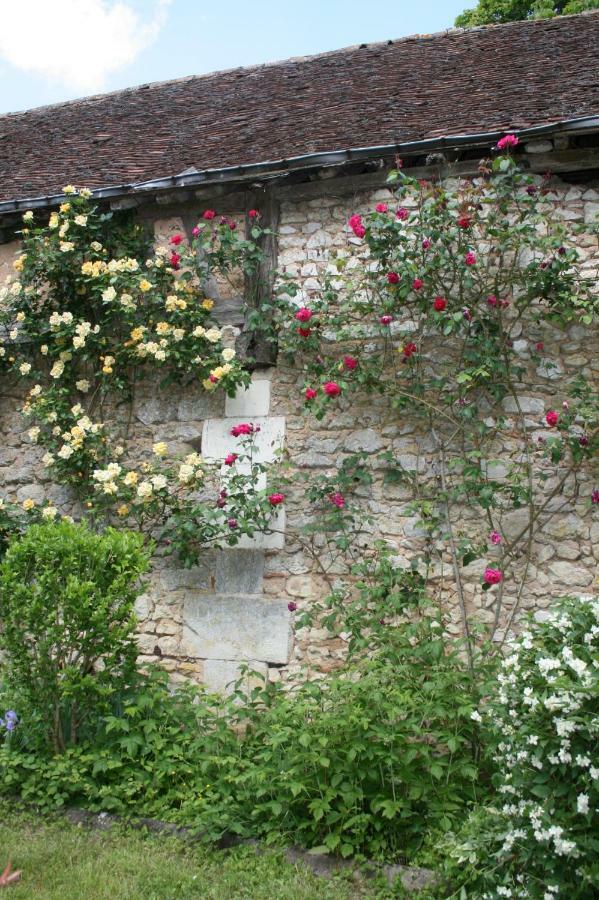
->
203, 658, 268, 695
583, 202, 599, 225
215, 550, 264, 594
224, 380, 271, 418
344, 428, 383, 454
182, 593, 292, 663
236, 507, 286, 550
177, 390, 224, 421
202, 416, 285, 462
502, 396, 544, 415
548, 561, 593, 586
136, 395, 178, 425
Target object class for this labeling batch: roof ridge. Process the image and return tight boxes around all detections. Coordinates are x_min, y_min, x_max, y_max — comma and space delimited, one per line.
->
1, 9, 597, 120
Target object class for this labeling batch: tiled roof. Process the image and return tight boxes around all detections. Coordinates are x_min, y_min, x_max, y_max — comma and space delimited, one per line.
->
0, 12, 598, 202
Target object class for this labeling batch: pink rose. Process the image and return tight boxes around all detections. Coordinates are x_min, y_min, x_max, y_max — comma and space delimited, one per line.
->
497, 134, 519, 151
348, 214, 366, 238
545, 410, 559, 427
375, 203, 388, 213
170, 234, 183, 245
248, 209, 259, 219
487, 295, 498, 307
203, 209, 216, 220
412, 278, 423, 290
228, 518, 238, 529
329, 492, 345, 508
354, 225, 366, 238
422, 238, 431, 249
396, 207, 408, 221
323, 381, 341, 397
191, 226, 200, 237
483, 568, 503, 585
305, 387, 317, 400
387, 271, 400, 284
224, 453, 238, 466
268, 493, 285, 506
295, 307, 312, 323
464, 251, 476, 266
489, 530, 502, 545
287, 601, 297, 612
343, 356, 358, 370
230, 423, 253, 437
379, 315, 393, 326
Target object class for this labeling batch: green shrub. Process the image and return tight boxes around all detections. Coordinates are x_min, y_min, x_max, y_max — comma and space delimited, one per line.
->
0, 521, 150, 752
0, 667, 238, 819
441, 595, 599, 898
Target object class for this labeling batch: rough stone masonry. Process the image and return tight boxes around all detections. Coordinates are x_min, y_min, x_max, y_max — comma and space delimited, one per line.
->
0, 165, 597, 692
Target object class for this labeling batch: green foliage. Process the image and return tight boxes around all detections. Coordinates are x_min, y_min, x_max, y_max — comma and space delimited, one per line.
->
441, 595, 599, 897
0, 521, 150, 752
0, 667, 237, 819
455, 0, 598, 27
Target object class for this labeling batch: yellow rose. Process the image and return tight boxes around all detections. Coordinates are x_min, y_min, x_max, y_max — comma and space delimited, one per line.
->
117, 504, 130, 517
62, 185, 76, 194
139, 279, 152, 292
201, 299, 214, 311
22, 498, 36, 511
152, 441, 168, 457
59, 202, 71, 213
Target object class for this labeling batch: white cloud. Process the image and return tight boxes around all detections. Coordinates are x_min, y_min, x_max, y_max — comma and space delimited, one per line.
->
0, 0, 172, 93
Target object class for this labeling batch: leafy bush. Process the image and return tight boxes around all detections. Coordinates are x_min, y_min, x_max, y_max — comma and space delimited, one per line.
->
442, 595, 599, 898
0, 667, 237, 819
0, 521, 150, 752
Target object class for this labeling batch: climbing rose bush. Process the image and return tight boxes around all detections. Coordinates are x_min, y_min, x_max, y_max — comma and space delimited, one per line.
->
276, 146, 598, 658
443, 595, 599, 898
0, 189, 283, 563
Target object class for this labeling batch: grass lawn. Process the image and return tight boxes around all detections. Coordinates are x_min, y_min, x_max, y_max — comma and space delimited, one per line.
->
0, 802, 383, 899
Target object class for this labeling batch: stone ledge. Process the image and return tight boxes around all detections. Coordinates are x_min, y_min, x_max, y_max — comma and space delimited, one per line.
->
182, 593, 292, 664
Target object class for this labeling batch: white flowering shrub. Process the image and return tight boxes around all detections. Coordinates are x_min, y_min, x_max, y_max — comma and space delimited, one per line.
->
444, 595, 599, 898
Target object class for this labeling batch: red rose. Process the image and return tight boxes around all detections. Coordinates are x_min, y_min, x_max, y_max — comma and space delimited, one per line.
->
329, 492, 345, 508
228, 518, 238, 529
379, 315, 393, 326
268, 493, 285, 506
305, 387, 317, 400
375, 203, 388, 213
248, 209, 259, 218
230, 423, 253, 437
354, 225, 366, 238
170, 234, 183, 245
412, 278, 423, 290
464, 251, 476, 266
348, 214, 366, 238
483, 568, 503, 585
487, 295, 498, 307
295, 307, 312, 323
297, 327, 311, 338
343, 356, 358, 370
535, 342, 544, 351
170, 251, 180, 269
545, 410, 559, 427
224, 453, 238, 466
403, 342, 417, 358
396, 207, 408, 221
287, 601, 297, 612
457, 216, 471, 229
323, 381, 341, 397
433, 296, 447, 312
422, 238, 431, 249
203, 210, 216, 220
387, 271, 400, 284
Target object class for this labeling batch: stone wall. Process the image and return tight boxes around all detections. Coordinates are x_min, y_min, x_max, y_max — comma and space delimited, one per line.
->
0, 171, 597, 689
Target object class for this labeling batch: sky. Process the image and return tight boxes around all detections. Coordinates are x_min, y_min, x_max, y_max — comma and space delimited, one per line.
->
0, 0, 468, 115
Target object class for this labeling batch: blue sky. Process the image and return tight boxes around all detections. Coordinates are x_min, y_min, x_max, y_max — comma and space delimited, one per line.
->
0, 0, 467, 115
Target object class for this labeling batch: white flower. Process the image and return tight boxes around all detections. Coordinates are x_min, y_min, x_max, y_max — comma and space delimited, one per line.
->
178, 463, 194, 483
42, 452, 55, 467
576, 794, 589, 814
136, 481, 153, 500
470, 711, 482, 723
19, 362, 31, 375
151, 474, 167, 490
42, 506, 58, 519
27, 427, 40, 442
57, 444, 74, 459
22, 210, 34, 222
152, 442, 167, 457
222, 347, 236, 362
74, 215, 87, 227
59, 241, 74, 252
50, 360, 65, 379
102, 287, 117, 302
76, 379, 90, 393
205, 327, 221, 343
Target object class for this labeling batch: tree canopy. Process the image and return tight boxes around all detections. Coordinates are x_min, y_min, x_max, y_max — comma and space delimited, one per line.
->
455, 0, 598, 27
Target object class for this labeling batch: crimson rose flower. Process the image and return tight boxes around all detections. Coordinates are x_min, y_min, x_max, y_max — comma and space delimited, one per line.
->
387, 272, 400, 284
545, 410, 559, 427
433, 296, 446, 312
203, 209, 216, 219
268, 493, 285, 506
170, 234, 183, 245
323, 381, 341, 397
224, 453, 238, 466
483, 568, 503, 585
343, 356, 358, 370
295, 307, 312, 322
305, 387, 317, 400
412, 278, 423, 290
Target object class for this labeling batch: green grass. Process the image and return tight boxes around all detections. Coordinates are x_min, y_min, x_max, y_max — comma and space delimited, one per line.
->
0, 802, 380, 899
